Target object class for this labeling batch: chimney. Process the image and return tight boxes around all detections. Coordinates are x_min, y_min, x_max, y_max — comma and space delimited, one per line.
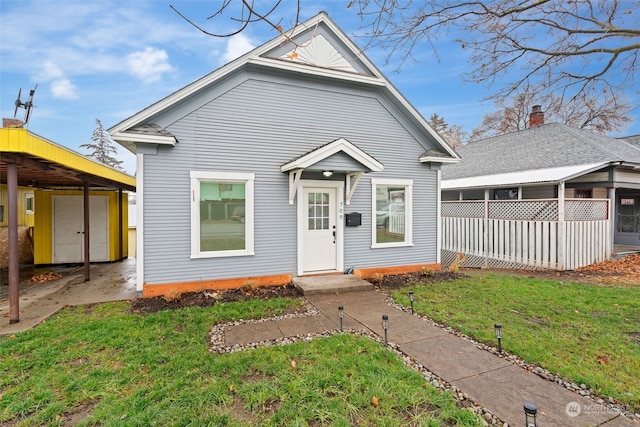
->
3, 118, 24, 128
529, 105, 544, 128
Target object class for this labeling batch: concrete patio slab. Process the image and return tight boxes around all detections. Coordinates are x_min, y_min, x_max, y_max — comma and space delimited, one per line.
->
223, 320, 284, 346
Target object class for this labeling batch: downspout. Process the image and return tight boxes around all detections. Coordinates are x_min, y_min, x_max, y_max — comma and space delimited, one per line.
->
436, 169, 442, 264
136, 152, 144, 295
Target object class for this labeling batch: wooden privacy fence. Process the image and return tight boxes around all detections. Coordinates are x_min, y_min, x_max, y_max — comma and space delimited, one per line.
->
441, 199, 611, 270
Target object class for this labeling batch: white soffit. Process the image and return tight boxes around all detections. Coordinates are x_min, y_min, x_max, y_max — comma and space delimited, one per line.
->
442, 163, 608, 190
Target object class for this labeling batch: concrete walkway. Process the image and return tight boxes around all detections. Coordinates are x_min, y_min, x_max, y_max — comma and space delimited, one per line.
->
226, 289, 636, 427
0, 258, 136, 335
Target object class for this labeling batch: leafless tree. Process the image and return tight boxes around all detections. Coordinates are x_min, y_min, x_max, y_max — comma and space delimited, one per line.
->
428, 113, 467, 148
172, 1, 638, 132
356, 0, 639, 100
470, 87, 632, 141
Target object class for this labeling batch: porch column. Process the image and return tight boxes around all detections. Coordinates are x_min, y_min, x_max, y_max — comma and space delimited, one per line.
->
118, 188, 123, 260
607, 187, 616, 254
83, 180, 90, 282
7, 162, 20, 324
557, 182, 565, 270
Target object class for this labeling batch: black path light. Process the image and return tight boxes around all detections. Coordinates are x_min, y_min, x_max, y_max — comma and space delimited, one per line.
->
494, 323, 503, 353
382, 314, 389, 345
409, 291, 414, 313
338, 305, 344, 331
524, 401, 538, 427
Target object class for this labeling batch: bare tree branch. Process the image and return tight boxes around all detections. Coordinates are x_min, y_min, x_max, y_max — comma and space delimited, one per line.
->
173, 0, 638, 133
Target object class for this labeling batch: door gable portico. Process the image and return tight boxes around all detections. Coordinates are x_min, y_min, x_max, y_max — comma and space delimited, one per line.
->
282, 138, 383, 205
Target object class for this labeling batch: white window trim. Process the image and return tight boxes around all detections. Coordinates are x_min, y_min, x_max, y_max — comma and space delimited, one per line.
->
190, 171, 255, 258
371, 178, 413, 248
25, 193, 34, 214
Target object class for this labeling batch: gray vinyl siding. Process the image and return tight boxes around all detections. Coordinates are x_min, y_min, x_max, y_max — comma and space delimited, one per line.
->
141, 73, 441, 284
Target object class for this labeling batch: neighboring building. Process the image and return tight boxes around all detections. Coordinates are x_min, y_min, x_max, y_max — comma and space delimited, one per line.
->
109, 12, 458, 297
1, 126, 135, 266
441, 107, 640, 250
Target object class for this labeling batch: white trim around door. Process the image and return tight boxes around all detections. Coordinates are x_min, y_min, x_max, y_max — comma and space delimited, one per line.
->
297, 180, 344, 276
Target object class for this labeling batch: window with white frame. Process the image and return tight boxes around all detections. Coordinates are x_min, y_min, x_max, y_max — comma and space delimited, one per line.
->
371, 178, 412, 247
25, 193, 34, 214
190, 171, 254, 258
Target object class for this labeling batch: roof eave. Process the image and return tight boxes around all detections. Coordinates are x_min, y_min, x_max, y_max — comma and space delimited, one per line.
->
419, 155, 459, 164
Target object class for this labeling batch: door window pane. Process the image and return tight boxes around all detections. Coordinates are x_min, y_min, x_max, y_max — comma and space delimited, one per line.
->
308, 191, 330, 230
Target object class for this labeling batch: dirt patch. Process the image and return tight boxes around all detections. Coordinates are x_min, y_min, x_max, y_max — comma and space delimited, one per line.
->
0, 226, 34, 269
63, 401, 98, 426
129, 284, 302, 314
374, 270, 465, 290
129, 254, 639, 314
476, 254, 640, 287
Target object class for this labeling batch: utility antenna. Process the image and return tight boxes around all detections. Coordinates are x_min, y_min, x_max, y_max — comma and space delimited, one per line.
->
13, 84, 38, 125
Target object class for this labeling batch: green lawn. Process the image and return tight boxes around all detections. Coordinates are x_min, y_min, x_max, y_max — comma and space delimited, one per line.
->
1, 297, 482, 426
391, 271, 640, 411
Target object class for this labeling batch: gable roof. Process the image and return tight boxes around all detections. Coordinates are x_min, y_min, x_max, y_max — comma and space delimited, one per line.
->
442, 123, 640, 185
281, 138, 383, 172
109, 12, 458, 163
620, 134, 640, 150
1, 128, 136, 191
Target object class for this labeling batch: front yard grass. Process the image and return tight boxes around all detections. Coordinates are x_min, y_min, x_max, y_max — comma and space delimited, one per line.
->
1, 297, 482, 426
391, 271, 640, 411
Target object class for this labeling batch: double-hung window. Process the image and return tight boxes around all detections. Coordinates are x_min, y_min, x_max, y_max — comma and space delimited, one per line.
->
371, 178, 412, 248
190, 171, 254, 258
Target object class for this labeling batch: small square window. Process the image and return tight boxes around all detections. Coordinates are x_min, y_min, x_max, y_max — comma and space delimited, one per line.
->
25, 194, 34, 214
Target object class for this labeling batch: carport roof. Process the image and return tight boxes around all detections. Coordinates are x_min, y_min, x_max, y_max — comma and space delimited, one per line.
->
1, 128, 135, 191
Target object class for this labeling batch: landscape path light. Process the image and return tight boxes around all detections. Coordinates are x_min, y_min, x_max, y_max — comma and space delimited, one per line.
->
524, 401, 538, 427
409, 291, 414, 313
494, 323, 503, 353
382, 314, 389, 345
338, 305, 344, 331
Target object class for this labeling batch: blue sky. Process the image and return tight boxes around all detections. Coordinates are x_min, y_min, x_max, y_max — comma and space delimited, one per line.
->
2, 0, 639, 175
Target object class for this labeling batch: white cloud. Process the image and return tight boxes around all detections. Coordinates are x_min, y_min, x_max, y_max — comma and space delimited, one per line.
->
222, 33, 256, 63
38, 61, 64, 81
126, 47, 173, 83
34, 61, 78, 99
50, 78, 78, 99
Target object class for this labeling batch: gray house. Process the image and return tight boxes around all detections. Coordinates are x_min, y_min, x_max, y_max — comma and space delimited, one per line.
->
109, 12, 458, 297
441, 108, 640, 256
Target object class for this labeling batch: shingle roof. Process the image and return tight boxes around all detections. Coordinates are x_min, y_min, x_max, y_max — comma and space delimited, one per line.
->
442, 123, 640, 180
620, 134, 640, 149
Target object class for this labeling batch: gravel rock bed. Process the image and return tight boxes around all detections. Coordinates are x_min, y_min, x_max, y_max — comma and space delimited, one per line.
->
208, 299, 508, 426
384, 293, 639, 422
206, 292, 638, 424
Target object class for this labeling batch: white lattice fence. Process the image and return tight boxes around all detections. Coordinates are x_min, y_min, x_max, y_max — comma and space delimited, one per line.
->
441, 199, 611, 270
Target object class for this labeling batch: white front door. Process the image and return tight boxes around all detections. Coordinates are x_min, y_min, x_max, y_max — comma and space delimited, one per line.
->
300, 183, 343, 274
53, 196, 109, 263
